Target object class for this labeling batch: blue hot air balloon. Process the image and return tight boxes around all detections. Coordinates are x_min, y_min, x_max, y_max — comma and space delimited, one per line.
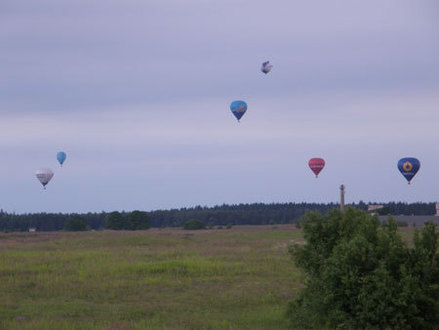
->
397, 157, 420, 184
57, 151, 67, 166
230, 100, 247, 122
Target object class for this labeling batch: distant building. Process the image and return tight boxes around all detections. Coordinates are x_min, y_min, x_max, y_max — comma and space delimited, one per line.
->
368, 205, 384, 212
368, 205, 383, 215
436, 203, 439, 216
29, 227, 36, 232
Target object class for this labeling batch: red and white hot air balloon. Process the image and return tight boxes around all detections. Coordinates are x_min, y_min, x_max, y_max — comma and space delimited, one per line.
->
308, 158, 325, 178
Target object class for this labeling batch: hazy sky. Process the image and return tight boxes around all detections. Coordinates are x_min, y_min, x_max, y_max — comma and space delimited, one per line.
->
1, 0, 438, 213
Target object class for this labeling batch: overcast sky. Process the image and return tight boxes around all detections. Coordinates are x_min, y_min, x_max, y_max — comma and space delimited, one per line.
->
1, 0, 438, 213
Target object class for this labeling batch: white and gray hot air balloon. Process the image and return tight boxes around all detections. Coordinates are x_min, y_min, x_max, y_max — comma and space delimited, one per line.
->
35, 168, 54, 189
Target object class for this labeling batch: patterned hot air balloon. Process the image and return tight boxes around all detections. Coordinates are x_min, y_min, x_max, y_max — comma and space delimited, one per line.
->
261, 61, 273, 74
230, 100, 247, 122
35, 168, 54, 189
397, 157, 420, 184
308, 158, 325, 178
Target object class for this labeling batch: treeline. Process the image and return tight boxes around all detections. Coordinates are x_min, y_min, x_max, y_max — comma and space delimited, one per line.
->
371, 201, 435, 216
0, 201, 436, 232
147, 202, 339, 227
0, 212, 108, 232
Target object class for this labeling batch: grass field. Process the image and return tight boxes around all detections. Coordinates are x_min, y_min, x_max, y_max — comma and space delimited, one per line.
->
0, 225, 304, 329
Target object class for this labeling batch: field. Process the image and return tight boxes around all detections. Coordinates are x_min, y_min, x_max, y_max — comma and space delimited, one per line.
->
0, 225, 304, 329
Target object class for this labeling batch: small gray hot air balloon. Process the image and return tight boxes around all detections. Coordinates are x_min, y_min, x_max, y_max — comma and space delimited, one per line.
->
35, 168, 54, 189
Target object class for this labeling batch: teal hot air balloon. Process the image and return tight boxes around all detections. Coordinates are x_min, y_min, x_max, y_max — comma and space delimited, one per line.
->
57, 151, 66, 166
397, 157, 420, 184
230, 100, 247, 122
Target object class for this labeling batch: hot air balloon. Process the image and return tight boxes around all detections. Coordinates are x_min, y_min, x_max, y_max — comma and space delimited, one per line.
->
230, 100, 247, 122
35, 168, 54, 189
308, 158, 325, 178
57, 151, 66, 166
261, 61, 273, 74
397, 157, 420, 184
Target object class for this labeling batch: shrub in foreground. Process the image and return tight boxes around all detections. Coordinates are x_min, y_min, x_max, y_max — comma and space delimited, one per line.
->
288, 207, 439, 329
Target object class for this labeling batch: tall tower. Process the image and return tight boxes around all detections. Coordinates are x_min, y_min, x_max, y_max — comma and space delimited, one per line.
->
340, 184, 345, 211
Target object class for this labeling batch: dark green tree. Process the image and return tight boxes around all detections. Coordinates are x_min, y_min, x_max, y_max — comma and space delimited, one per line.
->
377, 206, 391, 215
64, 215, 88, 231
126, 211, 150, 230
105, 211, 125, 230
288, 207, 439, 329
183, 219, 205, 230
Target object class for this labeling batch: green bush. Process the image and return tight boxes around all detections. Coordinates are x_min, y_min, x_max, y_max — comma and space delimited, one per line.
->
64, 215, 88, 231
376, 206, 391, 215
397, 220, 408, 227
105, 211, 150, 230
226, 223, 233, 229
126, 210, 150, 230
105, 211, 125, 230
183, 219, 206, 230
288, 208, 439, 329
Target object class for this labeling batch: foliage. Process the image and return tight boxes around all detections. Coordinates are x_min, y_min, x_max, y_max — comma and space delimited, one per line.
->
105, 211, 125, 230
64, 215, 88, 231
0, 201, 436, 232
226, 223, 233, 229
288, 207, 439, 329
104, 211, 150, 230
183, 219, 206, 230
126, 210, 150, 230
148, 202, 341, 227
397, 220, 408, 227
376, 206, 391, 215
0, 211, 108, 232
